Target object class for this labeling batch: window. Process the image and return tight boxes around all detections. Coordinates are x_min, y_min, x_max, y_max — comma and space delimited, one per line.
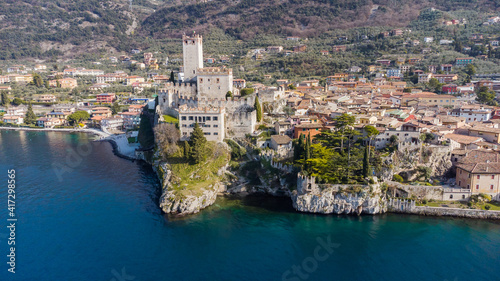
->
193, 70, 195, 74
216, 78, 220, 83
214, 132, 218, 135
213, 125, 218, 128
204, 132, 211, 135
188, 116, 193, 121
462, 195, 466, 199
208, 79, 210, 82
182, 124, 187, 127
491, 185, 494, 190
477, 175, 480, 179
181, 116, 187, 121
206, 117, 211, 121
200, 78, 203, 83
458, 180, 461, 186
450, 195, 453, 199
213, 117, 218, 121
476, 185, 479, 190
492, 175, 495, 179
467, 184, 470, 189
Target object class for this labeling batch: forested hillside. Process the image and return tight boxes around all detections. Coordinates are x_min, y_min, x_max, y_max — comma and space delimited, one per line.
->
0, 0, 498, 60
141, 0, 500, 39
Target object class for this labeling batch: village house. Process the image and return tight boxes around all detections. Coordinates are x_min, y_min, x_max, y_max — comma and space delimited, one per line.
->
293, 123, 323, 139
443, 134, 484, 150
449, 106, 493, 123
468, 127, 500, 144
432, 74, 458, 84
96, 93, 116, 104
270, 135, 293, 156
274, 120, 293, 136
49, 78, 78, 89
332, 45, 347, 52
36, 94, 57, 103
91, 107, 112, 118
1, 115, 24, 124
119, 111, 142, 130
293, 45, 307, 53
124, 76, 145, 86
455, 57, 474, 66
233, 79, 246, 89
401, 92, 457, 106
36, 117, 63, 128
128, 104, 145, 113
267, 46, 283, 53
455, 150, 500, 200
101, 116, 124, 131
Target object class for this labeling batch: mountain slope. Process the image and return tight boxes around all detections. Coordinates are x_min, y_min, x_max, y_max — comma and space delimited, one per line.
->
0, 0, 498, 60
141, 0, 500, 39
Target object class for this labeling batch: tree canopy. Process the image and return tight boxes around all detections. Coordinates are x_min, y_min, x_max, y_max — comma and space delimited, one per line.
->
68, 111, 90, 125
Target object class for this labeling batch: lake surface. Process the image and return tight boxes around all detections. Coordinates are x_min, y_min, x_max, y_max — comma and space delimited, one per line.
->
0, 130, 499, 281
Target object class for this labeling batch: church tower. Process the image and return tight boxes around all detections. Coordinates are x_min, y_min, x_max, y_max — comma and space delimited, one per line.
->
182, 33, 203, 82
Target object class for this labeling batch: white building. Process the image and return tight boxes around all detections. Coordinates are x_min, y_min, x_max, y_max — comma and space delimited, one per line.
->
101, 116, 124, 130
449, 106, 493, 123
179, 105, 225, 142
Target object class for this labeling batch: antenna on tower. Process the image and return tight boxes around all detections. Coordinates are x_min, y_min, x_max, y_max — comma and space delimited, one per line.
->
129, 0, 133, 11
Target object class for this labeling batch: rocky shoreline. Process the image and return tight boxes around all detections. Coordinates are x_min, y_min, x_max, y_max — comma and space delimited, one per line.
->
152, 161, 500, 219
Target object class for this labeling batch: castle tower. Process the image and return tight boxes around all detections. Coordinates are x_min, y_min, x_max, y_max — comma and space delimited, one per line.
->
182, 34, 203, 82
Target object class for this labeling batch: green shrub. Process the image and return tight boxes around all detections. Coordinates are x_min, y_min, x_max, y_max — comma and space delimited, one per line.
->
392, 174, 404, 183
422, 199, 428, 204
485, 205, 491, 210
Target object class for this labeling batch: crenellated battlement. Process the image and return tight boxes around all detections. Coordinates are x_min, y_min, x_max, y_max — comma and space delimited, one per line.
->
197, 67, 233, 75
297, 172, 319, 195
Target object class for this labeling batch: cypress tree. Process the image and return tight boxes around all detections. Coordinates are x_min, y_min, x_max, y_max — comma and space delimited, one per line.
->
294, 135, 304, 161
305, 133, 311, 160
362, 146, 369, 178
183, 140, 191, 159
24, 103, 37, 125
254, 97, 262, 122
189, 122, 207, 164
169, 71, 175, 82
1, 91, 9, 106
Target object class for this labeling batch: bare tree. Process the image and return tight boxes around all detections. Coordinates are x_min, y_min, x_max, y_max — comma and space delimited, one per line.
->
154, 123, 180, 158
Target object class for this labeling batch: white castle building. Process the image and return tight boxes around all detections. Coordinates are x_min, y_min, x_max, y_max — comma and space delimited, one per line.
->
159, 34, 256, 141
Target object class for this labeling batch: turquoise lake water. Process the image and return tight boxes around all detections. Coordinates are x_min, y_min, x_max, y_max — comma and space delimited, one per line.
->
0, 130, 499, 281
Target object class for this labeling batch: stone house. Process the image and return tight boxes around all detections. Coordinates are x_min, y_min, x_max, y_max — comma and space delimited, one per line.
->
270, 135, 292, 156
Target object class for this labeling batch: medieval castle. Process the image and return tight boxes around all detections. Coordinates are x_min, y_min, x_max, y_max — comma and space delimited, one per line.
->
158, 34, 257, 142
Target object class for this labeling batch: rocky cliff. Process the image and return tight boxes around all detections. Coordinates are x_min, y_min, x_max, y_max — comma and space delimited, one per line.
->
154, 160, 226, 216
292, 185, 387, 215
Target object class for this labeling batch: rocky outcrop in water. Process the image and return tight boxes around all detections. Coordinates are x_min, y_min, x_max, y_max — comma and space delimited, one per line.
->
159, 183, 221, 215
154, 162, 224, 216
